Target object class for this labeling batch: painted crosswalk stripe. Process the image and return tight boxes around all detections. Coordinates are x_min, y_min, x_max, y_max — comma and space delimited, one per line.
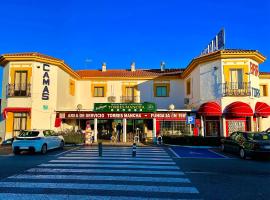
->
0, 193, 202, 200
49, 159, 175, 165
0, 182, 199, 193
57, 156, 172, 161
76, 150, 166, 153
70, 151, 168, 155
64, 154, 171, 158
27, 168, 184, 175
39, 163, 179, 169
68, 152, 170, 157
9, 174, 190, 183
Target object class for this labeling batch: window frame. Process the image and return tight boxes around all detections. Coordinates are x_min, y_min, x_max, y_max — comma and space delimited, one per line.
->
186, 78, 191, 95
260, 84, 268, 97
13, 112, 27, 137
156, 86, 168, 97
94, 86, 105, 97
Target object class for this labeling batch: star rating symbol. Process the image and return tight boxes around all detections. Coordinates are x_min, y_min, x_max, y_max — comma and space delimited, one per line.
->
111, 109, 114, 111
122, 109, 125, 111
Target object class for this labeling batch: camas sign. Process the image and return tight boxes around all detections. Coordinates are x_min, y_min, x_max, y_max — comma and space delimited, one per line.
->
42, 64, 50, 100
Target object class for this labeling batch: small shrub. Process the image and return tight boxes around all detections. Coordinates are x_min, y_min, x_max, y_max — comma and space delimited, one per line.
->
58, 130, 85, 144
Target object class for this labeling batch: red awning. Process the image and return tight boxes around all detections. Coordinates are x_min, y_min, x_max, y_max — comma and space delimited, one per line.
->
224, 102, 253, 117
54, 118, 62, 128
198, 102, 222, 116
2, 107, 31, 119
255, 102, 270, 117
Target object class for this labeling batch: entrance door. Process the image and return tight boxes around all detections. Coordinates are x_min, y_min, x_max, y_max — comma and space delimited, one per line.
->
126, 119, 144, 142
13, 113, 27, 137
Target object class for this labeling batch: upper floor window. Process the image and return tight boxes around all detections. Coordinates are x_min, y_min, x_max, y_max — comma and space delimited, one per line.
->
94, 87, 105, 97
14, 71, 28, 96
186, 79, 191, 95
69, 79, 75, 96
156, 86, 167, 97
260, 84, 268, 96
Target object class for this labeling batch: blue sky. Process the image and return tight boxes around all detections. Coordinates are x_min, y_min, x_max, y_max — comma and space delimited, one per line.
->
0, 0, 269, 91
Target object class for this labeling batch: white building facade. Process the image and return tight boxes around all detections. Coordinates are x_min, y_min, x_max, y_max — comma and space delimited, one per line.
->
0, 50, 269, 143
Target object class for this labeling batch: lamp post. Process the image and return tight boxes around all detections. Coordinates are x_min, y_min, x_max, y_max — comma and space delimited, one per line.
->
77, 104, 83, 131
168, 104, 175, 135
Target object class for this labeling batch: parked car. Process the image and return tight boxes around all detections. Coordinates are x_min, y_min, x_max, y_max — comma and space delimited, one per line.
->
1, 138, 14, 146
221, 131, 270, 159
12, 130, 65, 155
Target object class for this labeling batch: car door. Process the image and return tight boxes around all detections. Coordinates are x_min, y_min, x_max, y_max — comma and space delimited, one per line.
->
43, 130, 53, 150
50, 130, 60, 148
225, 132, 237, 152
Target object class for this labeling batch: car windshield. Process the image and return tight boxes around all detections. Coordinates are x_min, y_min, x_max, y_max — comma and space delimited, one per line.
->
253, 133, 270, 141
18, 131, 40, 137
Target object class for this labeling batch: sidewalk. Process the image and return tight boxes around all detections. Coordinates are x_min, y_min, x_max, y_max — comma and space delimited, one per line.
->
0, 145, 12, 155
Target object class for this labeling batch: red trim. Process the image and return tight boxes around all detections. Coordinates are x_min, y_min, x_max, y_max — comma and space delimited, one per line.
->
225, 118, 247, 136
224, 101, 253, 117
54, 118, 62, 128
255, 102, 270, 117
156, 120, 160, 136
2, 107, 31, 119
198, 102, 222, 116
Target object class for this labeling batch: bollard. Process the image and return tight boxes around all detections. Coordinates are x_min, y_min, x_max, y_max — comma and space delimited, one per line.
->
132, 143, 136, 157
98, 142, 102, 157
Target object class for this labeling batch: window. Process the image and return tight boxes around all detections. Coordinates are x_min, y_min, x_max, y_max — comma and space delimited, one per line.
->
69, 79, 75, 96
94, 87, 105, 97
260, 85, 268, 96
13, 113, 27, 136
154, 83, 169, 97
230, 69, 243, 89
186, 79, 191, 95
159, 121, 192, 136
14, 71, 28, 96
125, 87, 135, 97
156, 86, 167, 97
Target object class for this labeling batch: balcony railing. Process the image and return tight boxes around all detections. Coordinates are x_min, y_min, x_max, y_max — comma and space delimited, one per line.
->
7, 83, 31, 97
121, 96, 139, 103
222, 82, 251, 96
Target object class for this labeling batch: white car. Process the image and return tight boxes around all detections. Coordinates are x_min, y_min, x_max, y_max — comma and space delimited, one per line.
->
12, 130, 65, 155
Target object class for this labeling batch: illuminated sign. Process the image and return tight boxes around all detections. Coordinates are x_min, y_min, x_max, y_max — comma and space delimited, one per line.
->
94, 103, 156, 113
250, 62, 259, 77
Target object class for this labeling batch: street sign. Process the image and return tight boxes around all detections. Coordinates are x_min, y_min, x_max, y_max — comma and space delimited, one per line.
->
186, 116, 195, 124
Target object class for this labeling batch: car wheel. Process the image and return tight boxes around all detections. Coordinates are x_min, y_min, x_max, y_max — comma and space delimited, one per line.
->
239, 148, 246, 159
59, 141, 64, 150
41, 144, 47, 155
221, 144, 226, 152
13, 150, 20, 155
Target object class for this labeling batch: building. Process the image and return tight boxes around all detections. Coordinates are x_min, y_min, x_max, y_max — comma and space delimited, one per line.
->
0, 49, 269, 143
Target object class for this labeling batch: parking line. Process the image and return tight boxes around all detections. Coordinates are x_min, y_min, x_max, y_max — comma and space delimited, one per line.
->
208, 149, 229, 158
168, 147, 181, 158
51, 147, 81, 157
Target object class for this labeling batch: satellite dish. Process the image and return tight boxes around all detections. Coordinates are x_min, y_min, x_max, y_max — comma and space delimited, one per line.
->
77, 104, 83, 110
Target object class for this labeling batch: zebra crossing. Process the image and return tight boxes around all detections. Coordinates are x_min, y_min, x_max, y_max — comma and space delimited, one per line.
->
0, 146, 202, 200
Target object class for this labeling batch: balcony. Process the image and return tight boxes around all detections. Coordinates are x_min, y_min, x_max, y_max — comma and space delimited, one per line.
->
7, 83, 31, 97
222, 82, 251, 97
120, 96, 139, 103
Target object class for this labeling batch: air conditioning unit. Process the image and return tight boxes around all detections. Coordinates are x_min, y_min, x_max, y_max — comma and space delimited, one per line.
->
184, 98, 190, 105
108, 96, 116, 102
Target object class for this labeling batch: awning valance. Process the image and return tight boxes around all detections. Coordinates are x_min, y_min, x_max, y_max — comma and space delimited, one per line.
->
198, 102, 222, 116
255, 102, 270, 117
224, 102, 253, 117
2, 107, 31, 119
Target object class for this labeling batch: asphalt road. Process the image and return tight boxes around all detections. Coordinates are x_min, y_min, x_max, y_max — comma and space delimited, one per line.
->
0, 145, 269, 200
166, 147, 270, 200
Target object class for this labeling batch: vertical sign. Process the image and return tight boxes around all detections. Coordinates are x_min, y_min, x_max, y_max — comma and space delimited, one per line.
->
42, 64, 50, 100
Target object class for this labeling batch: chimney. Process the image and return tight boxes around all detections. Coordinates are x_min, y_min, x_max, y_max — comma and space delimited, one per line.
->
131, 62, 136, 72
102, 62, 106, 72
160, 61, 165, 71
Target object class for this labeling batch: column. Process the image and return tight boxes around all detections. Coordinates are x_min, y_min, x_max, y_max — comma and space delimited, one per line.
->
94, 118, 98, 142
152, 118, 157, 143
250, 116, 254, 132
200, 116, 205, 137
123, 118, 127, 142
221, 116, 226, 137
258, 116, 263, 132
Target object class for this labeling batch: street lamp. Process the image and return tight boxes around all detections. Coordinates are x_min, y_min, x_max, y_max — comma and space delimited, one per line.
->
77, 104, 83, 131
168, 104, 175, 135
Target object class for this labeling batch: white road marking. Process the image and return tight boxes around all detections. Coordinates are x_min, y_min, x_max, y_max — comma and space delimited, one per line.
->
49, 159, 175, 165
67, 152, 171, 157
0, 193, 202, 200
52, 147, 81, 157
0, 182, 199, 193
208, 149, 229, 158
168, 147, 181, 158
9, 174, 190, 183
69, 152, 169, 155
27, 168, 184, 175
39, 163, 179, 169
57, 156, 172, 161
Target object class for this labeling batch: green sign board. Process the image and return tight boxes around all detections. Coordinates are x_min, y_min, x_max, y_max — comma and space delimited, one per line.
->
94, 102, 156, 113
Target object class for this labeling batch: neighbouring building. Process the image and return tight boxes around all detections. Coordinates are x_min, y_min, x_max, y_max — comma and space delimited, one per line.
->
0, 50, 269, 143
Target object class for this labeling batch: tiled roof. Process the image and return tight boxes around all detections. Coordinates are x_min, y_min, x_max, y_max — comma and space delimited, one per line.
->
260, 72, 270, 75
77, 69, 184, 78
1, 52, 63, 62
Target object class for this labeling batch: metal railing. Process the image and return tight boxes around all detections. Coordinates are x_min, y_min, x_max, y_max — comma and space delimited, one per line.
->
222, 82, 251, 96
120, 96, 139, 103
6, 83, 31, 97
